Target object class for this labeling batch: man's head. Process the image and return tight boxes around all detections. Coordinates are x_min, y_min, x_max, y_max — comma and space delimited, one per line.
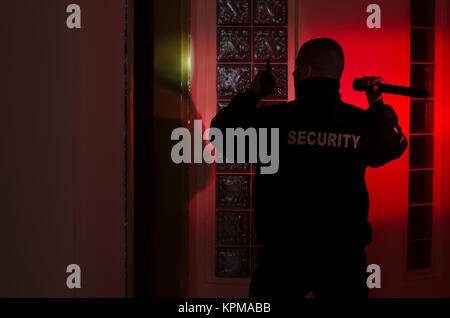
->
293, 38, 345, 87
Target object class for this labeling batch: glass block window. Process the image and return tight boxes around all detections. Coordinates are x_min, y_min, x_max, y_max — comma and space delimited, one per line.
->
216, 175, 250, 209
411, 28, 435, 62
253, 0, 288, 25
216, 0, 288, 278
407, 240, 432, 269
409, 135, 434, 169
217, 64, 252, 98
216, 163, 251, 173
408, 205, 433, 240
217, 101, 230, 112
411, 64, 434, 98
217, 0, 251, 26
409, 170, 434, 205
253, 28, 288, 62
410, 100, 434, 133
216, 247, 250, 277
411, 0, 435, 27
217, 212, 250, 245
253, 64, 288, 99
217, 28, 252, 62
407, 0, 435, 271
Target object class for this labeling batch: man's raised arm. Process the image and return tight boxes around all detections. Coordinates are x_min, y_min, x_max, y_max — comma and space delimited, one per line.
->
362, 77, 409, 167
210, 88, 261, 132
365, 100, 408, 167
211, 69, 272, 132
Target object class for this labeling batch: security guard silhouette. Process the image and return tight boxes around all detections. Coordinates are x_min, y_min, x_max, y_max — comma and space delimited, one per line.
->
211, 38, 408, 300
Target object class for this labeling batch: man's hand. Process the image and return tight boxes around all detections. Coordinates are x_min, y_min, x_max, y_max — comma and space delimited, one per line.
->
250, 71, 275, 98
362, 76, 385, 103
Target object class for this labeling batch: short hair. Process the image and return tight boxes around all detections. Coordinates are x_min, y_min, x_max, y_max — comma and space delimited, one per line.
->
297, 38, 345, 79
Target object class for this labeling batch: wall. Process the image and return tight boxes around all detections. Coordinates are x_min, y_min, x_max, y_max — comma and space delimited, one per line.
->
433, 0, 450, 298
0, 0, 126, 297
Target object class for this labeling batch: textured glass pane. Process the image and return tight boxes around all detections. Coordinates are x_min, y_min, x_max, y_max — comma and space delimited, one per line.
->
253, 28, 288, 62
252, 248, 262, 274
217, 64, 251, 99
217, 28, 251, 62
411, 28, 435, 63
411, 0, 435, 27
217, 0, 251, 25
409, 170, 433, 204
411, 100, 434, 133
217, 212, 250, 245
254, 64, 287, 99
216, 175, 250, 209
252, 215, 261, 245
216, 247, 250, 277
410, 135, 434, 169
218, 101, 230, 112
216, 163, 251, 173
253, 0, 288, 25
407, 240, 432, 270
411, 64, 434, 98
408, 205, 432, 240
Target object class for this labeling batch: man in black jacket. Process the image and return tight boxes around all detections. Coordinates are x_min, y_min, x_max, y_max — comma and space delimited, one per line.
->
211, 38, 408, 300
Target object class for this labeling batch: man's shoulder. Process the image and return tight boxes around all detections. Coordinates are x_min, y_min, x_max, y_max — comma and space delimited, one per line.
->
257, 100, 297, 113
251, 101, 297, 126
338, 101, 368, 117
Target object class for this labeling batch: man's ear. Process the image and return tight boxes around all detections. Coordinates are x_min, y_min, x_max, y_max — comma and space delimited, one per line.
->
300, 64, 312, 79
305, 64, 312, 78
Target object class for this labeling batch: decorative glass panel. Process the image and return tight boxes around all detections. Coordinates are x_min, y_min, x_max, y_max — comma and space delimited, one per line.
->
216, 163, 251, 173
409, 170, 433, 204
411, 28, 435, 63
252, 216, 261, 245
217, 64, 251, 99
411, 64, 434, 98
215, 0, 288, 279
409, 135, 434, 169
411, 100, 434, 133
254, 64, 288, 99
251, 247, 262, 274
217, 0, 251, 25
253, 0, 288, 25
216, 247, 250, 277
217, 212, 250, 245
253, 28, 288, 62
411, 0, 435, 27
408, 205, 432, 240
216, 175, 250, 209
217, 28, 251, 62
407, 240, 432, 270
217, 101, 230, 112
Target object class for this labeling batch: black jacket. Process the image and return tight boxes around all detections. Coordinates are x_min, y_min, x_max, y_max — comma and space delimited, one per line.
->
211, 77, 408, 253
